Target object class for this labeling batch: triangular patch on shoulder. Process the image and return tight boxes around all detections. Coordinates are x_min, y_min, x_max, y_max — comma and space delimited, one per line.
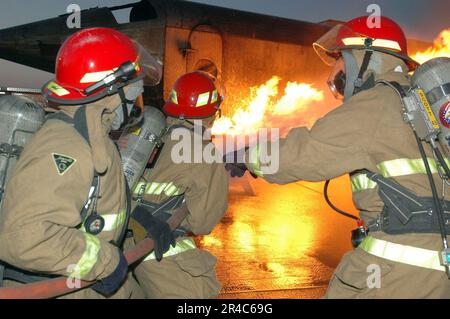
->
52, 153, 77, 176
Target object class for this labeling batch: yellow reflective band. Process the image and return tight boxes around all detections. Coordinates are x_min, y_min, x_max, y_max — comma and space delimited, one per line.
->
150, 182, 166, 195
211, 90, 218, 103
342, 37, 402, 51
377, 157, 440, 178
144, 237, 197, 261
196, 92, 210, 107
102, 209, 127, 232
359, 236, 445, 272
133, 181, 180, 197
133, 181, 147, 195
47, 82, 70, 97
69, 233, 101, 279
351, 174, 378, 192
351, 157, 450, 192
249, 145, 264, 177
165, 184, 180, 196
171, 89, 178, 104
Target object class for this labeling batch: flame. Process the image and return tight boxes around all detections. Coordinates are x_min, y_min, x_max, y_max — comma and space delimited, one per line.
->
212, 76, 324, 136
412, 29, 450, 64
212, 29, 450, 137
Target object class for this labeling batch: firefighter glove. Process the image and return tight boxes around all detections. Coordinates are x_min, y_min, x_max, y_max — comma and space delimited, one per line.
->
131, 205, 176, 261
223, 148, 249, 178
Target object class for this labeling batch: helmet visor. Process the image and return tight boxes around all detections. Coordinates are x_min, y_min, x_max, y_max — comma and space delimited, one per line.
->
133, 41, 163, 86
313, 24, 357, 66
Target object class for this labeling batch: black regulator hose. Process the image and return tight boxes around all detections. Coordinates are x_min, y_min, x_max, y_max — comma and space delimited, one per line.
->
324, 180, 359, 221
433, 145, 450, 179
414, 132, 449, 248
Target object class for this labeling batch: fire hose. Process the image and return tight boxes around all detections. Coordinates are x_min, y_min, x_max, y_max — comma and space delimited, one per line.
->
0, 205, 189, 299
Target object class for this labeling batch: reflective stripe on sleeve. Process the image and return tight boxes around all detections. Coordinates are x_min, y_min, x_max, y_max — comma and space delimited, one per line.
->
248, 145, 264, 177
144, 237, 197, 261
351, 173, 378, 192
133, 181, 180, 197
351, 157, 450, 192
69, 233, 101, 279
102, 209, 127, 232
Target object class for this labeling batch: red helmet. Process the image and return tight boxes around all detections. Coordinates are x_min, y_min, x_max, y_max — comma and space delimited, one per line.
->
163, 71, 223, 119
313, 16, 419, 71
42, 27, 162, 105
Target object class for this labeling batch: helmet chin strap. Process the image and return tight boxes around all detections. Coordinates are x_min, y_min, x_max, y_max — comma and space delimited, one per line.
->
112, 80, 144, 130
342, 48, 375, 101
118, 87, 131, 130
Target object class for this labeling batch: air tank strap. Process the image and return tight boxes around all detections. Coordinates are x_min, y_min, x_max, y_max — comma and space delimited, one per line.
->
47, 108, 131, 245
354, 49, 373, 89
376, 80, 410, 98
46, 106, 90, 146
427, 82, 450, 105
361, 169, 450, 234
46, 109, 98, 225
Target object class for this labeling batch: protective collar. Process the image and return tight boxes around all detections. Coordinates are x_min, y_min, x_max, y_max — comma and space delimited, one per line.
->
60, 93, 124, 174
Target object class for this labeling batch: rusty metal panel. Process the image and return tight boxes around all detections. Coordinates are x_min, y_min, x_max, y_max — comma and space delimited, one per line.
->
157, 0, 330, 47
164, 27, 190, 101
220, 34, 331, 115
164, 24, 332, 115
163, 25, 224, 103
185, 25, 223, 76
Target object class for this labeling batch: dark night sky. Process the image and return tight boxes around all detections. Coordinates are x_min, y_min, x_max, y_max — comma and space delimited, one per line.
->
0, 0, 448, 88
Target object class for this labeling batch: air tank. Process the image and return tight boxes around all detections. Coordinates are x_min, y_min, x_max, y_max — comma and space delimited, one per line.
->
118, 105, 167, 191
412, 57, 450, 159
0, 95, 45, 206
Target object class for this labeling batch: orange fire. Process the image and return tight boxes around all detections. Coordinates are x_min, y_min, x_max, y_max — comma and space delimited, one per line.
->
212, 77, 325, 136
412, 28, 450, 64
213, 30, 450, 137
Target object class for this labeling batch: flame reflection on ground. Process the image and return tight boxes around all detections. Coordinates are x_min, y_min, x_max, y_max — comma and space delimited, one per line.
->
196, 174, 356, 299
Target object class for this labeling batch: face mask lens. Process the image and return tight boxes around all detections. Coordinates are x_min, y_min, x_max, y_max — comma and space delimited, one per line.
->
127, 94, 144, 127
328, 59, 346, 100
118, 93, 144, 130
334, 71, 346, 96
129, 105, 142, 122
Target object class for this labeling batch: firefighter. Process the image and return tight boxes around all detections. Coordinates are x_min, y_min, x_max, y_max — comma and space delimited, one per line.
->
226, 16, 450, 298
129, 71, 229, 298
0, 27, 171, 298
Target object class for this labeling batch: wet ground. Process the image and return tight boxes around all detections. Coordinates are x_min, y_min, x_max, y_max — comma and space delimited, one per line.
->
195, 173, 358, 299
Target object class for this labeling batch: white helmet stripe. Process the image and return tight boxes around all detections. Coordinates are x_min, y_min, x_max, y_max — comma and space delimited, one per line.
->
80, 70, 115, 84
342, 37, 402, 52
